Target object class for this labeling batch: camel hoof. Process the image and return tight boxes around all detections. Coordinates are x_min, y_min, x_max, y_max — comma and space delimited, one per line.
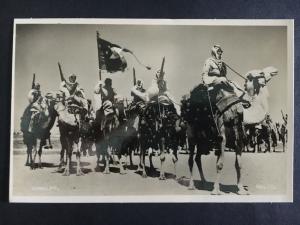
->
38, 164, 43, 169
95, 165, 100, 170
211, 188, 224, 195
25, 162, 30, 166
120, 170, 127, 175
63, 171, 70, 176
137, 165, 143, 172
159, 175, 166, 180
188, 185, 195, 190
104, 168, 110, 174
76, 170, 84, 176
57, 167, 64, 173
142, 172, 147, 178
237, 187, 249, 195
58, 163, 65, 168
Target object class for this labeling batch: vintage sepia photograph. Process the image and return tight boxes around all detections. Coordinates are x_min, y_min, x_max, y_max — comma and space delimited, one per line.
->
9, 19, 293, 202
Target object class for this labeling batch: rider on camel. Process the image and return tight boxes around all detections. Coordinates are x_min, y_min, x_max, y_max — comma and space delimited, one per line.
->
202, 45, 244, 122
60, 74, 81, 98
131, 79, 146, 104
94, 78, 117, 116
60, 74, 88, 114
131, 70, 179, 114
202, 45, 228, 87
27, 83, 42, 104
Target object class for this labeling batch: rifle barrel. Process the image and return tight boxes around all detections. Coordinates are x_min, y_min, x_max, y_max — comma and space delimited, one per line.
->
159, 57, 165, 79
31, 73, 36, 89
133, 67, 136, 85
58, 62, 65, 82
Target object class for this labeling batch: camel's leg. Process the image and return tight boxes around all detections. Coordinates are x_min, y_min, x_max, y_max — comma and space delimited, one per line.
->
76, 142, 83, 176
159, 137, 166, 180
211, 123, 225, 195
188, 143, 196, 190
104, 145, 110, 174
47, 137, 53, 149
37, 139, 43, 169
124, 153, 128, 170
119, 155, 126, 175
58, 148, 65, 172
63, 145, 71, 176
31, 142, 38, 169
137, 141, 143, 171
95, 144, 101, 169
235, 154, 248, 195
172, 149, 178, 180
141, 145, 147, 178
195, 145, 206, 182
129, 142, 134, 166
138, 148, 142, 170
235, 123, 249, 195
25, 144, 31, 166
29, 144, 34, 168
88, 141, 93, 156
149, 148, 155, 171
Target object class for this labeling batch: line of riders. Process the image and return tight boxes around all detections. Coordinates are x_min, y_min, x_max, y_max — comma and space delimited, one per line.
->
21, 45, 282, 195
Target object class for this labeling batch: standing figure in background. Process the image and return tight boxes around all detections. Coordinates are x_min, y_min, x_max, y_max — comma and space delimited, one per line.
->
281, 112, 288, 152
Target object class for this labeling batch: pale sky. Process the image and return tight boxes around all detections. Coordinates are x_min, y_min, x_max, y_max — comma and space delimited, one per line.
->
13, 24, 289, 131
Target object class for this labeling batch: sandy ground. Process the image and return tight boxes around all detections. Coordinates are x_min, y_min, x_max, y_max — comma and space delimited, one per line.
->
11, 143, 288, 198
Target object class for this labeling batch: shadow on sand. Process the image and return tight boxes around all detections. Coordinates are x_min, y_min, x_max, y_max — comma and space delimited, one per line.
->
177, 176, 246, 194
134, 166, 175, 179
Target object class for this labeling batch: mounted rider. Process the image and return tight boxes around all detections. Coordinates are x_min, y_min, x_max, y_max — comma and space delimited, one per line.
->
60, 74, 81, 98
94, 78, 117, 117
60, 74, 88, 114
202, 45, 244, 127
131, 69, 179, 114
27, 83, 42, 104
25, 82, 49, 133
131, 79, 146, 103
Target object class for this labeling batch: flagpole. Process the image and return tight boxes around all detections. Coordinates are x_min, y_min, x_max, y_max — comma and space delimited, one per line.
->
96, 31, 103, 106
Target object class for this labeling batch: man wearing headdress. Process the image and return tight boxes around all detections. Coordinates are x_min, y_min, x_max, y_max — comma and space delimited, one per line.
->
60, 74, 81, 98
94, 78, 117, 116
131, 70, 179, 114
27, 83, 42, 104
202, 45, 236, 91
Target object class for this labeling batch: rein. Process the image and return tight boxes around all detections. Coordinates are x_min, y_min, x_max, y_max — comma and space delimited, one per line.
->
223, 62, 247, 81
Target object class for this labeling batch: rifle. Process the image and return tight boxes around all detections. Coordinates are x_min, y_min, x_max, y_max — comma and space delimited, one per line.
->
158, 57, 165, 80
58, 62, 66, 82
133, 67, 136, 86
31, 73, 36, 89
281, 110, 284, 119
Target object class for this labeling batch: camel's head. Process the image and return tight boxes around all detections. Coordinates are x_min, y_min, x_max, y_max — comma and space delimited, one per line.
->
244, 67, 278, 96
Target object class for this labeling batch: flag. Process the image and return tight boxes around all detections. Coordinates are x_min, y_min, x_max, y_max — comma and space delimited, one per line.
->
97, 32, 132, 73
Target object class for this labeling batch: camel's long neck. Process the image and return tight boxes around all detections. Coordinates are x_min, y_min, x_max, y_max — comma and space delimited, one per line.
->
257, 86, 269, 112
